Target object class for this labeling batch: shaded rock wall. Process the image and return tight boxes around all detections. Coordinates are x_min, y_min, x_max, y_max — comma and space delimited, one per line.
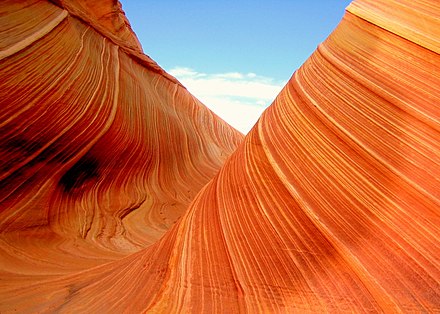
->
0, 0, 243, 285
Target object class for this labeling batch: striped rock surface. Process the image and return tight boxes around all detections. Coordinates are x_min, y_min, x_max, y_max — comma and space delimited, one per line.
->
1, 0, 439, 312
0, 0, 243, 297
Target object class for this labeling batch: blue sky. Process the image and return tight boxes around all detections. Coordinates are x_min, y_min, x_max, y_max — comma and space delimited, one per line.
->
122, 1, 352, 133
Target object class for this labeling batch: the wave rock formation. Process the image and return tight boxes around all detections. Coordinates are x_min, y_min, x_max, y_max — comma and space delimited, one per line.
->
0, 0, 439, 312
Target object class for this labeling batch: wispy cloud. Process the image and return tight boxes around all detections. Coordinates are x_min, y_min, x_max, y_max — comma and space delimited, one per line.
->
168, 67, 286, 134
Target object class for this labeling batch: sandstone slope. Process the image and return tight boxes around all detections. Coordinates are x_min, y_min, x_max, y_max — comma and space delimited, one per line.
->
0, 0, 243, 292
1, 0, 439, 312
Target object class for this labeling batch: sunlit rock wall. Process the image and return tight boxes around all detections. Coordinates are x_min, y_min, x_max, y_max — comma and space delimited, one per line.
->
1, 0, 439, 312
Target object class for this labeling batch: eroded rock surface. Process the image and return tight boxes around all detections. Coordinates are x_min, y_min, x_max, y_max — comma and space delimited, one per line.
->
0, 0, 439, 312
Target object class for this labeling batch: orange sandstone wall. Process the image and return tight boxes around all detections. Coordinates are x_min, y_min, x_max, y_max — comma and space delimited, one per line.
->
0, 0, 243, 288
1, 0, 439, 312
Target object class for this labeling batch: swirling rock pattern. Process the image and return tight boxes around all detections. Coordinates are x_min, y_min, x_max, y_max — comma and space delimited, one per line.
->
0, 0, 243, 294
1, 0, 439, 312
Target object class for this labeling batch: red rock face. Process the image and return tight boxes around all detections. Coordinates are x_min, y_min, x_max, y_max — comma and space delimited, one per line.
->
1, 0, 439, 312
0, 0, 243, 290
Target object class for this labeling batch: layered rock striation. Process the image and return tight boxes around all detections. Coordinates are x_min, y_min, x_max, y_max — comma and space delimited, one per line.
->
1, 0, 439, 312
0, 0, 243, 291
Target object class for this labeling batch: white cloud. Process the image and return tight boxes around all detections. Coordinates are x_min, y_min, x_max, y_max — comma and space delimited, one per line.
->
214, 72, 244, 79
168, 67, 286, 134
169, 67, 206, 78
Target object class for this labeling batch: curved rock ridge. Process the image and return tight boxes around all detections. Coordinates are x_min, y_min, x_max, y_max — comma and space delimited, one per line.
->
0, 0, 243, 289
49, 0, 143, 53
1, 0, 439, 312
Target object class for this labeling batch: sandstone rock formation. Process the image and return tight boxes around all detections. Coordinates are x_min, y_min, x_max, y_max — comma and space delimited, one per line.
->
0, 0, 243, 292
1, 0, 439, 312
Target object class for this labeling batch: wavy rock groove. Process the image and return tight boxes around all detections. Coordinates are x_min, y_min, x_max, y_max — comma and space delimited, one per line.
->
1, 0, 439, 312
0, 0, 243, 295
